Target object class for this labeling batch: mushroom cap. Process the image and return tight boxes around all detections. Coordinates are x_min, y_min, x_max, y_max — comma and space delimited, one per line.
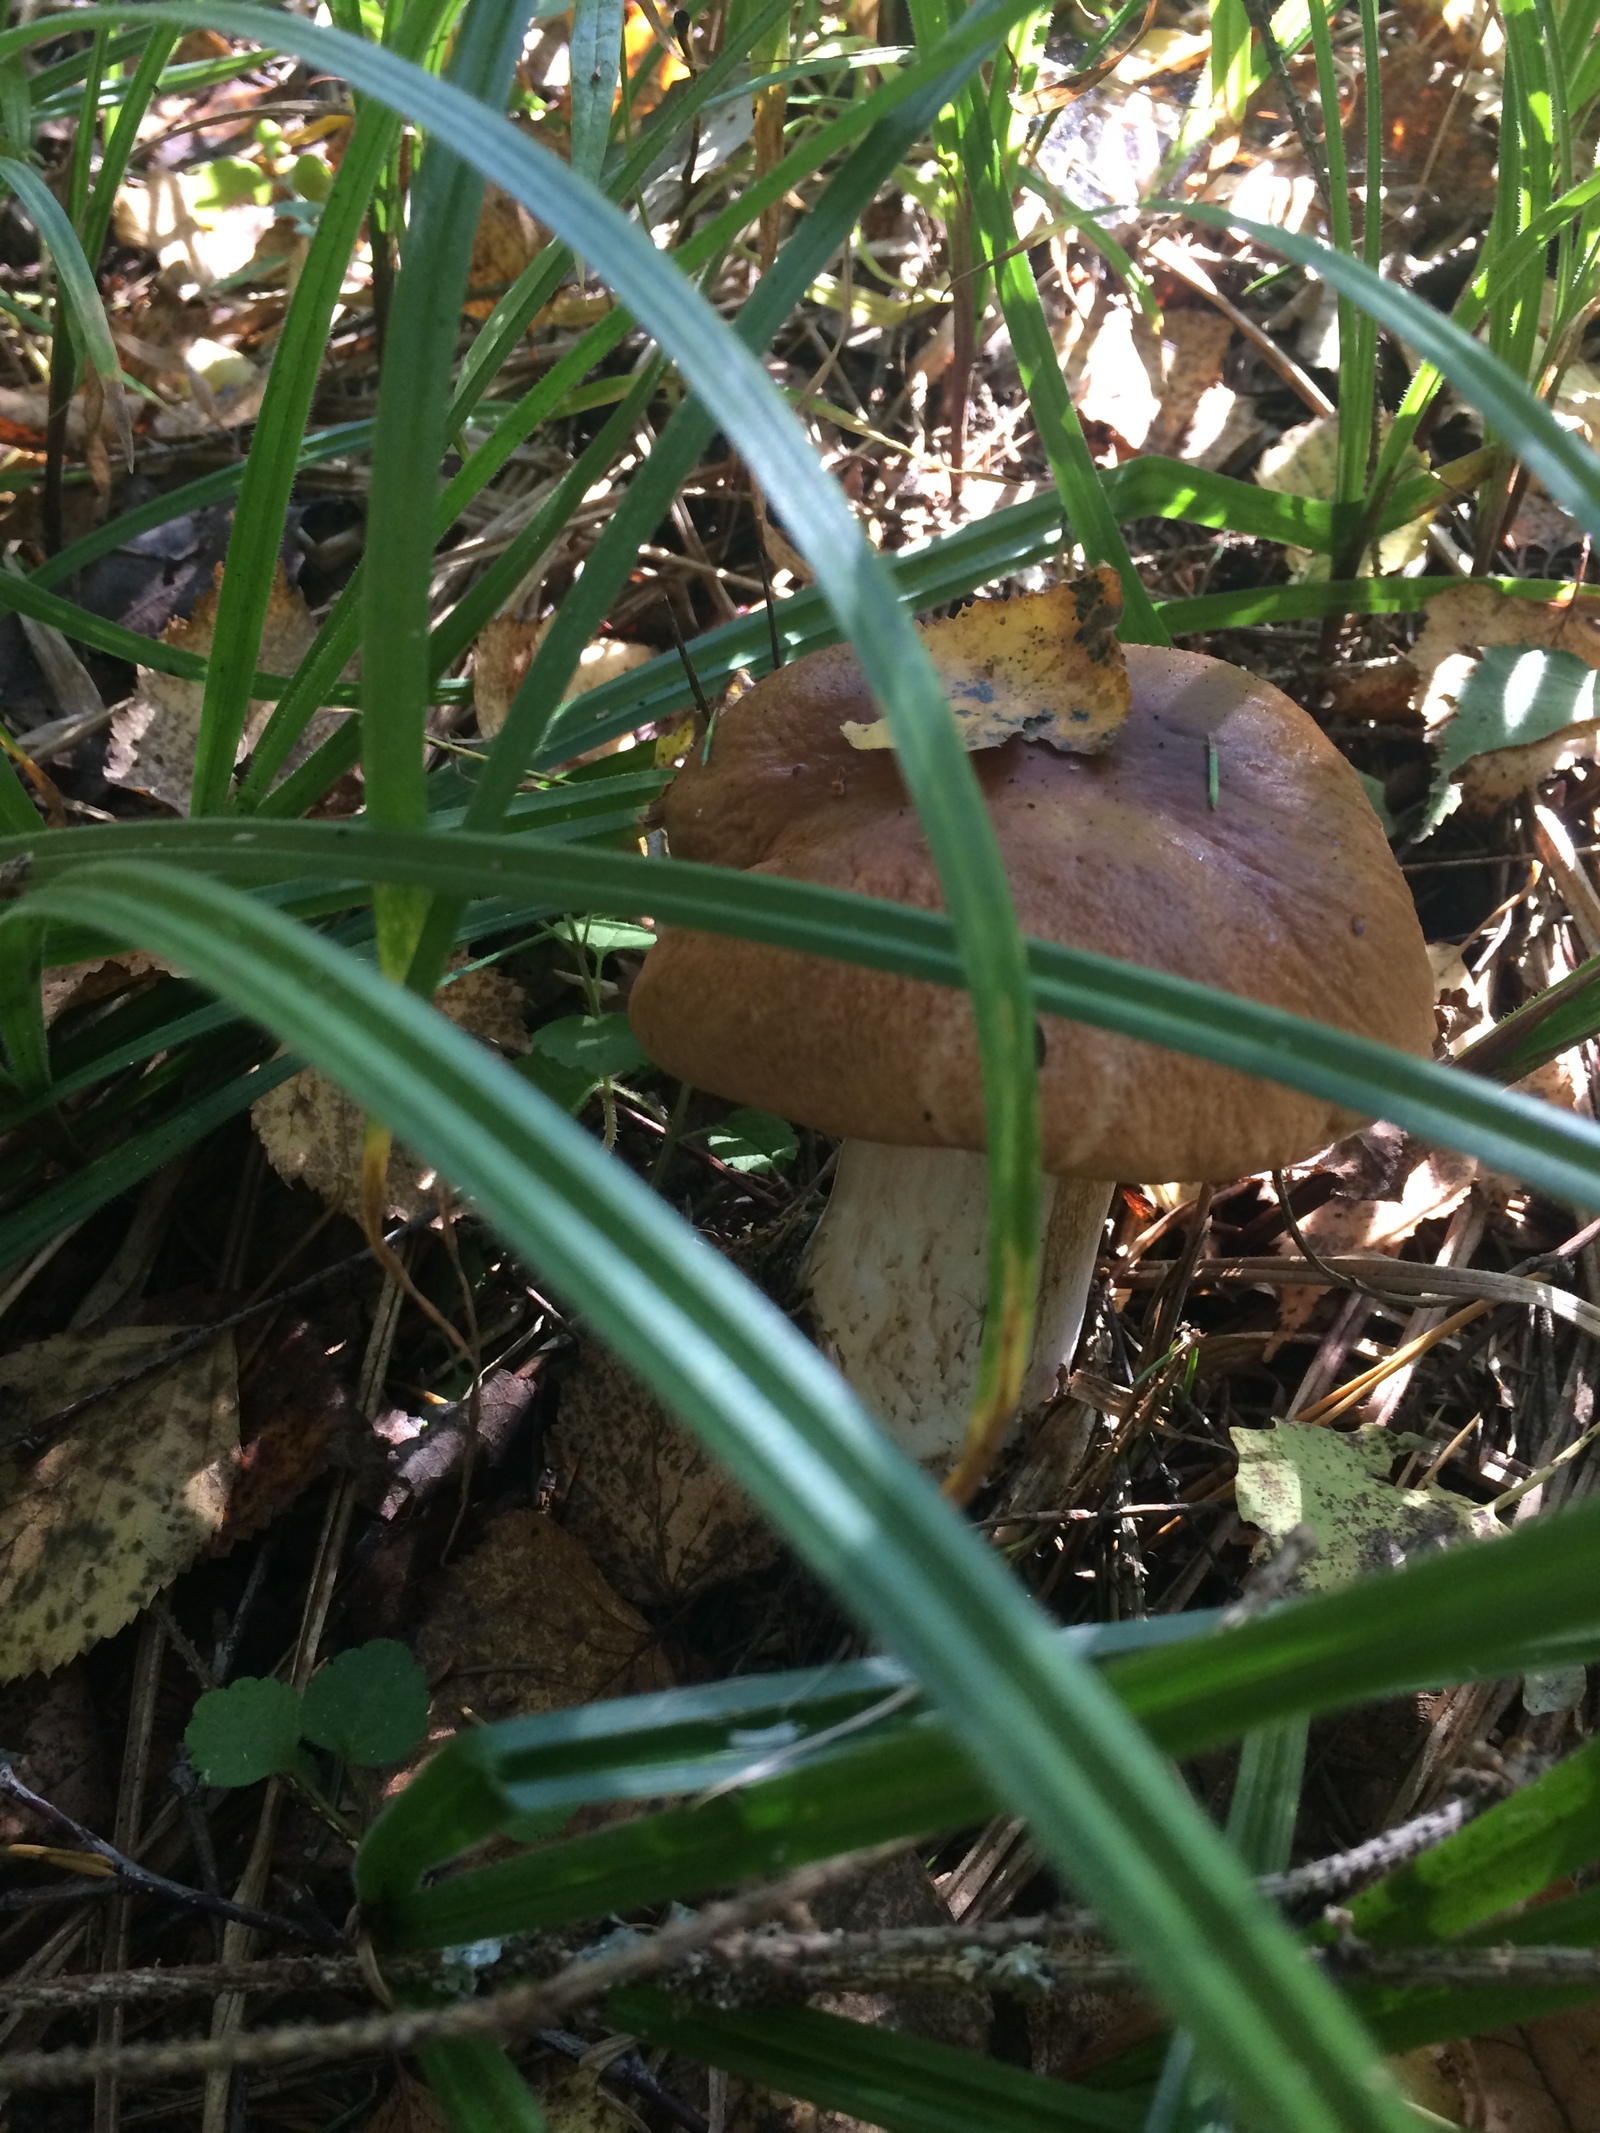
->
627, 626, 1438, 1181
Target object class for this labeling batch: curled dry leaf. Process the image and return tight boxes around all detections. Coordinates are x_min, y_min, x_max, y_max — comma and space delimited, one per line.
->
416, 1507, 673, 1732
1410, 582, 1600, 819
841, 572, 1129, 756
472, 614, 654, 740
0, 1327, 238, 1681
251, 961, 530, 1220
107, 562, 344, 814
547, 1341, 779, 1608
1272, 1136, 1479, 1342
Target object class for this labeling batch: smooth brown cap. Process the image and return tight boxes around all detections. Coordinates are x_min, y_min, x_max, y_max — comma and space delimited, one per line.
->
628, 624, 1438, 1180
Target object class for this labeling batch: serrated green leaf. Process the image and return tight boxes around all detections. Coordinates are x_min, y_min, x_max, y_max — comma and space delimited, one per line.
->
532, 1011, 649, 1079
301, 1640, 430, 1766
185, 1676, 303, 1787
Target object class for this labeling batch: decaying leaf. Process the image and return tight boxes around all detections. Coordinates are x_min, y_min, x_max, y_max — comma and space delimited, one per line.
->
1272, 1136, 1479, 1342
1409, 582, 1600, 827
841, 572, 1129, 756
106, 563, 344, 813
1232, 1421, 1499, 1594
416, 1507, 673, 1731
252, 961, 529, 1219
1074, 299, 1236, 464
473, 614, 654, 740
548, 1342, 779, 1607
0, 1328, 238, 1680
1257, 415, 1430, 579
1410, 2003, 1600, 2130
464, 185, 541, 320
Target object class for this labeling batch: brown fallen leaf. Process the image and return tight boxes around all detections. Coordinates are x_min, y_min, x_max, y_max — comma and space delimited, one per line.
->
363, 2072, 452, 2133
841, 572, 1130, 757
472, 614, 654, 740
548, 1341, 778, 1608
1416, 2002, 1600, 2130
417, 1507, 673, 1731
464, 185, 542, 320
252, 960, 530, 1220
0, 1327, 238, 1680
106, 562, 344, 813
1272, 1139, 1479, 1343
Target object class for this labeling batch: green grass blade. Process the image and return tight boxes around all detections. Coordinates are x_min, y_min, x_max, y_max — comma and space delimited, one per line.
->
78, 26, 179, 269
569, 0, 624, 182
1179, 202, 1600, 537
416, 2038, 547, 2132
16, 814, 1600, 1211
20, 861, 1409, 2133
0, 156, 129, 459
30, 422, 376, 590
1344, 1736, 1600, 1948
609, 1991, 1143, 2133
187, 39, 431, 815
361, 0, 535, 975
964, 94, 1166, 641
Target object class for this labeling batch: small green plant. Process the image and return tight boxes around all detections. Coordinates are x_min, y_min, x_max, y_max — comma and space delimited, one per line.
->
185, 1640, 430, 1790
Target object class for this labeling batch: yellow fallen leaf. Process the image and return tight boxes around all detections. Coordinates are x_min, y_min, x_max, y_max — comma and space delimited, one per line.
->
841, 569, 1130, 756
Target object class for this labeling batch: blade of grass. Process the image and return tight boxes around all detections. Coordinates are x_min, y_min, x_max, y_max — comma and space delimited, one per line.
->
610, 1991, 1143, 2133
360, 0, 537, 976
1177, 203, 1600, 539
0, 157, 129, 462
188, 3, 449, 818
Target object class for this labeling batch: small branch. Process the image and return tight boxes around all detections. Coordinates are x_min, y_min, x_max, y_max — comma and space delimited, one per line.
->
0, 1767, 333, 1947
0, 1845, 906, 2093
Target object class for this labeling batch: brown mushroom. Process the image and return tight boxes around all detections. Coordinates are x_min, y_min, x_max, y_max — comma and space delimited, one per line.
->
629, 592, 1437, 1473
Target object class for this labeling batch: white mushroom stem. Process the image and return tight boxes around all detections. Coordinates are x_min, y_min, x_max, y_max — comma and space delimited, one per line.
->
802, 1141, 1112, 1471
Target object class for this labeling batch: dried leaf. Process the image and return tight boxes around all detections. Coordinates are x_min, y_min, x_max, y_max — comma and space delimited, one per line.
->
1272, 1139, 1478, 1340
0, 1328, 238, 1680
1232, 1421, 1499, 1594
473, 615, 654, 739
417, 1507, 674, 1731
1419, 2004, 1600, 2131
464, 185, 541, 320
364, 2072, 452, 2133
548, 1342, 779, 1607
841, 572, 1129, 756
1257, 416, 1429, 579
106, 563, 343, 813
252, 961, 529, 1219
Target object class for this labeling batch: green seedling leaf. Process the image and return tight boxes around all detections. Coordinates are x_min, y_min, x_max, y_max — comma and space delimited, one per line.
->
570, 917, 656, 957
186, 1676, 303, 1787
1232, 1424, 1499, 1593
532, 1011, 650, 1080
700, 1107, 798, 1175
1421, 644, 1600, 836
301, 1640, 430, 1767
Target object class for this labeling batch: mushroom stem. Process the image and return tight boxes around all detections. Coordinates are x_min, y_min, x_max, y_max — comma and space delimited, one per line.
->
802, 1141, 1111, 1474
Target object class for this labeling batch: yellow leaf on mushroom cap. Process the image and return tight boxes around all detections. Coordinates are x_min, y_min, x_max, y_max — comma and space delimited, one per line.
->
840, 568, 1131, 756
